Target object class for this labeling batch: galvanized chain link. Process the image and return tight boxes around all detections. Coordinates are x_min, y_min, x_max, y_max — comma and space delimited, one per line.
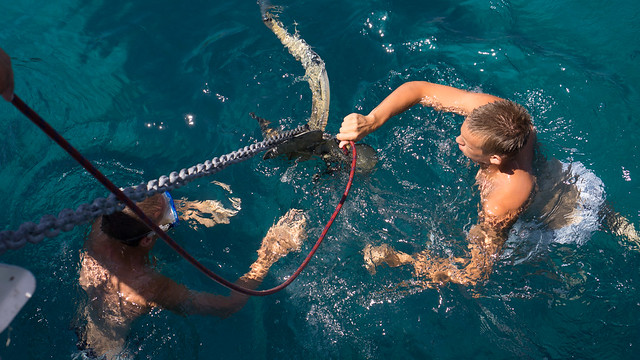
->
0, 125, 309, 253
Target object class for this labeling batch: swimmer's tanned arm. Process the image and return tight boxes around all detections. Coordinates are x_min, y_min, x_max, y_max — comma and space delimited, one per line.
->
147, 209, 306, 318
337, 81, 501, 148
148, 252, 285, 318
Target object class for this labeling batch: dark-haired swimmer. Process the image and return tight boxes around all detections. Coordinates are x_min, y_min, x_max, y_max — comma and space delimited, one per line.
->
337, 81, 536, 287
76, 193, 307, 358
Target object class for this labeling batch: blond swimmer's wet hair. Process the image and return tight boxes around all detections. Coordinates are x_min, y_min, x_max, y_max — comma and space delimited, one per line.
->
466, 100, 532, 158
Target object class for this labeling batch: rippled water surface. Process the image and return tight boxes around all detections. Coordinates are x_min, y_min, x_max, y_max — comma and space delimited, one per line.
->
1, 0, 639, 359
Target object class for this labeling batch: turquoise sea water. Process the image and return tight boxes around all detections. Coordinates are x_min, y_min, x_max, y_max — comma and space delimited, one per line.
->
1, 0, 639, 359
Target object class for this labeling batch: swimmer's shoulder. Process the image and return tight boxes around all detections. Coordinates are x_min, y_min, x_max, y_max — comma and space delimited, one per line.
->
484, 169, 535, 219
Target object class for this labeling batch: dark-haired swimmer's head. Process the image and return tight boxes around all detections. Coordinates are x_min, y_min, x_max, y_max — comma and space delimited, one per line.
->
100, 194, 167, 247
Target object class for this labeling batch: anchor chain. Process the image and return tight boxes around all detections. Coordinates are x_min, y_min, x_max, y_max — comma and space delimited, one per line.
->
0, 125, 308, 253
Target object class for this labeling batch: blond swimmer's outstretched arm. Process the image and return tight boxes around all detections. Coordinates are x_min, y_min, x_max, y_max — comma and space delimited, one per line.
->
337, 81, 502, 148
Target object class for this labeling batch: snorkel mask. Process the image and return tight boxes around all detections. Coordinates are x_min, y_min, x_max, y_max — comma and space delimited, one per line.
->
101, 192, 180, 245
157, 192, 179, 232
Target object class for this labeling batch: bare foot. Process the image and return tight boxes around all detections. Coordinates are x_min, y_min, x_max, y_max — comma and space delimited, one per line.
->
258, 209, 307, 262
363, 244, 414, 275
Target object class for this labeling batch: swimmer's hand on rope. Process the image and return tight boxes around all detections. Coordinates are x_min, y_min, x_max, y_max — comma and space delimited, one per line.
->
336, 113, 382, 149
